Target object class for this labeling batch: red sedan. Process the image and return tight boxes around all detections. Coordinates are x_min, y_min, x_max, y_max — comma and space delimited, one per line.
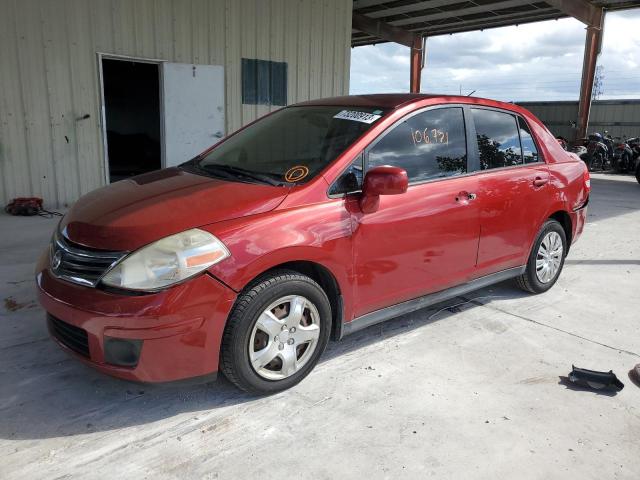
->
37, 94, 590, 394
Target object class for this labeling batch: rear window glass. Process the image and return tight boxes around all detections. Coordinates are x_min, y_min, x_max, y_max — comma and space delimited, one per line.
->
472, 109, 522, 170
518, 117, 539, 164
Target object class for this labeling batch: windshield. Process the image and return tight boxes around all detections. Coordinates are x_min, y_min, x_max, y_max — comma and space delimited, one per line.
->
188, 106, 384, 185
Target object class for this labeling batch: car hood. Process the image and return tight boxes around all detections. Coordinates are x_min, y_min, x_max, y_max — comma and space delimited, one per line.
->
60, 168, 289, 251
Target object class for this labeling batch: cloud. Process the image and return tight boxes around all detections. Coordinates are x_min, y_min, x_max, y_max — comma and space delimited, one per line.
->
350, 11, 640, 101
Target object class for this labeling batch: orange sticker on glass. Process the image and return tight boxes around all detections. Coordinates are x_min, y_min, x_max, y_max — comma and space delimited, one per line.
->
284, 165, 309, 182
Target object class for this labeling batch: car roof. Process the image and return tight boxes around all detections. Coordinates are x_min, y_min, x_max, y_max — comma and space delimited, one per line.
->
294, 93, 520, 112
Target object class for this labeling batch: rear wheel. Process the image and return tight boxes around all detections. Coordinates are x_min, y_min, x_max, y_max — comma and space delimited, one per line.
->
220, 270, 331, 395
636, 163, 640, 184
613, 155, 623, 173
615, 152, 630, 173
516, 219, 567, 294
585, 153, 599, 171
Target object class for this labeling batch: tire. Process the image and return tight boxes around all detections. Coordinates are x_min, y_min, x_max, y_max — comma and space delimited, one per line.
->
585, 153, 602, 171
597, 153, 606, 171
516, 219, 567, 294
584, 155, 594, 171
220, 269, 332, 395
615, 153, 628, 173
613, 156, 623, 173
636, 163, 640, 185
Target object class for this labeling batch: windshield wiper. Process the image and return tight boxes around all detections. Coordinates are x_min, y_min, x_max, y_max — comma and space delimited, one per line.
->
198, 164, 284, 186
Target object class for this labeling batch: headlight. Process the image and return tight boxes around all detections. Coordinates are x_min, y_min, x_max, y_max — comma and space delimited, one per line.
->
101, 228, 230, 291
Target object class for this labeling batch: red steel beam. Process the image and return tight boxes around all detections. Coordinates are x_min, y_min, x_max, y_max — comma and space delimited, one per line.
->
352, 13, 423, 93
544, 0, 601, 26
352, 13, 414, 48
576, 9, 604, 141
410, 35, 423, 93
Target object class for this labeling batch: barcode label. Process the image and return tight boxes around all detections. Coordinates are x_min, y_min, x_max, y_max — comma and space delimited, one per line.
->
333, 110, 381, 124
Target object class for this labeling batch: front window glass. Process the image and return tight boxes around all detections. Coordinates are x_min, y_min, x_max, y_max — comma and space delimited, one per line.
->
189, 106, 384, 185
472, 109, 522, 170
367, 107, 467, 183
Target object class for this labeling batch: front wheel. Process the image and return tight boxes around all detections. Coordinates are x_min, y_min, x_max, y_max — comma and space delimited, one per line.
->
516, 219, 567, 294
220, 270, 332, 395
636, 163, 640, 184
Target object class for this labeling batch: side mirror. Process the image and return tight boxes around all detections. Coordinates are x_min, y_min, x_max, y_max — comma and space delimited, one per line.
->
359, 165, 408, 214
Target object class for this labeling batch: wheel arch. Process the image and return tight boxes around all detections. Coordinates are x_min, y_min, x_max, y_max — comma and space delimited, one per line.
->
233, 259, 346, 341
549, 210, 573, 251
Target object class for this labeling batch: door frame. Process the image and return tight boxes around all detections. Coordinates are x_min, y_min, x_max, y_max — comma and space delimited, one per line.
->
96, 52, 167, 185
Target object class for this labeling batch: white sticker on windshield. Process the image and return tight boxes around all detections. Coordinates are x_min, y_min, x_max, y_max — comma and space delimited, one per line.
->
333, 110, 381, 124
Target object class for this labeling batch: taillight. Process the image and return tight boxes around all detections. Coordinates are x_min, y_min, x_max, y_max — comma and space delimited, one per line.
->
618, 144, 625, 148
584, 168, 591, 191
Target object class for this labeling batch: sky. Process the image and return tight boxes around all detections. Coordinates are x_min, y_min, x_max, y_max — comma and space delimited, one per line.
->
350, 10, 640, 102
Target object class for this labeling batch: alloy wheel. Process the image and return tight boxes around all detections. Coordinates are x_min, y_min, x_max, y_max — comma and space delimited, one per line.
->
535, 231, 564, 283
248, 295, 321, 380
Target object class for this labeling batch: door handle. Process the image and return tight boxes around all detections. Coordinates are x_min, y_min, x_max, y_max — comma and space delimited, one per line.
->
455, 191, 477, 203
533, 177, 548, 187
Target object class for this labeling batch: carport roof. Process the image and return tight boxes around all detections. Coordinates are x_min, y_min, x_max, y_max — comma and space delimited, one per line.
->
351, 0, 640, 46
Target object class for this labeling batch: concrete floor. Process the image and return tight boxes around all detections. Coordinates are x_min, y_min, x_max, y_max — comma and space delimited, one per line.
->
1, 173, 639, 479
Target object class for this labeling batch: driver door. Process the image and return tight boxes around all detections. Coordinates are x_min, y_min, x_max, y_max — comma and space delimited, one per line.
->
349, 106, 481, 318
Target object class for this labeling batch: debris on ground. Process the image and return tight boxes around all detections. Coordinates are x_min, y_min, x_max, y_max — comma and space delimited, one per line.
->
629, 364, 640, 388
4, 297, 24, 312
568, 365, 624, 392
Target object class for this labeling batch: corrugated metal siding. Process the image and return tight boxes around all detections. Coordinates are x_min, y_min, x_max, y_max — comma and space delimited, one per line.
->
519, 100, 640, 140
0, 0, 352, 207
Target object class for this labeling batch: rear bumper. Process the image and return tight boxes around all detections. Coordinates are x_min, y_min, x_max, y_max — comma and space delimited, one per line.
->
36, 250, 237, 383
570, 199, 588, 246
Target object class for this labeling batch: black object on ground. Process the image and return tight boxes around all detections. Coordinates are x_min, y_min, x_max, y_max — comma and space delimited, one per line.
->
568, 365, 624, 392
629, 364, 640, 388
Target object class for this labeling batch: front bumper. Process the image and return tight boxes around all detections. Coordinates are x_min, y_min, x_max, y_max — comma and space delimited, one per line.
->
36, 250, 237, 383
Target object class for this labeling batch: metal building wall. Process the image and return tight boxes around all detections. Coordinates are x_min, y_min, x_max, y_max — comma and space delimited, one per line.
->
519, 100, 640, 140
0, 0, 352, 207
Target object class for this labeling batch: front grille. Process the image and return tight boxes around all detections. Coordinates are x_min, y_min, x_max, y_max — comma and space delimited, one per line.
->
50, 232, 126, 287
48, 314, 90, 357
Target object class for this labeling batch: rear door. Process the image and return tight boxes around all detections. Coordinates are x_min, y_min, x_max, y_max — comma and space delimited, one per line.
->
470, 108, 550, 277
349, 106, 481, 317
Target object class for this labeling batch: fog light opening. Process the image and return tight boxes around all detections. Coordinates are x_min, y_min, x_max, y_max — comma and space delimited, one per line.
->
104, 337, 143, 368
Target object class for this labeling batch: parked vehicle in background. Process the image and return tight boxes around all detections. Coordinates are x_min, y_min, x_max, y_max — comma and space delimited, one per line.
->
612, 137, 635, 173
602, 131, 615, 162
36, 94, 590, 394
572, 144, 588, 158
583, 133, 610, 171
628, 137, 640, 162
633, 138, 640, 184
556, 136, 569, 151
